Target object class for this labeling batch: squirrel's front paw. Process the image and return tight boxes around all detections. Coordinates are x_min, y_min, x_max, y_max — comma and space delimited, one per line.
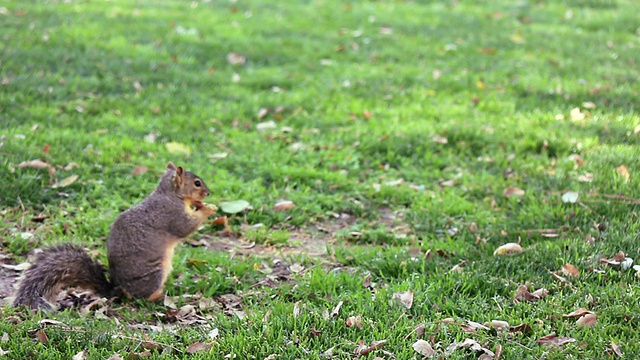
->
201, 203, 218, 216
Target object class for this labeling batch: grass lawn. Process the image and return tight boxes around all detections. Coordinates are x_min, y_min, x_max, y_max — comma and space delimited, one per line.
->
1, 0, 639, 358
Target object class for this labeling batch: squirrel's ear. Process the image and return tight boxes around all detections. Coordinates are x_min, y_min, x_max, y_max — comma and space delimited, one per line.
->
174, 166, 185, 187
166, 162, 176, 170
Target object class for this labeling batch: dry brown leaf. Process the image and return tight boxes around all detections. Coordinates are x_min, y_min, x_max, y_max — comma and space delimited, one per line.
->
72, 351, 86, 360
274, 200, 295, 211
362, 274, 372, 288
563, 308, 594, 319
106, 354, 123, 360
445, 338, 494, 357
576, 313, 597, 327
131, 166, 149, 176
18, 159, 50, 169
537, 333, 576, 347
330, 301, 343, 318
601, 251, 626, 265
412, 339, 435, 357
392, 290, 414, 309
509, 323, 532, 333
186, 342, 212, 354
616, 165, 630, 182
484, 320, 510, 330
35, 331, 48, 345
515, 284, 547, 302
582, 101, 596, 109
226, 52, 246, 65
257, 108, 268, 119
610, 340, 623, 357
567, 154, 584, 167
493, 243, 523, 256
345, 315, 363, 329
355, 339, 387, 356
561, 264, 580, 278
503, 187, 525, 198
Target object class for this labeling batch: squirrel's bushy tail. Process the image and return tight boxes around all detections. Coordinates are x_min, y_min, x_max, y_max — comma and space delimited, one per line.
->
13, 244, 113, 311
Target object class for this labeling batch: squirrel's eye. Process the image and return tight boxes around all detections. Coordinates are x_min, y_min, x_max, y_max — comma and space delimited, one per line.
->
194, 180, 202, 187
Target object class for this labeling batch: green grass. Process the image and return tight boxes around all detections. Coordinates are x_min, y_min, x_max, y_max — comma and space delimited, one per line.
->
1, 0, 639, 358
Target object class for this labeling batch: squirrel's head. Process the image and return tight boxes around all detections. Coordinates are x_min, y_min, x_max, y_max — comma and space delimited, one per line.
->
164, 162, 210, 201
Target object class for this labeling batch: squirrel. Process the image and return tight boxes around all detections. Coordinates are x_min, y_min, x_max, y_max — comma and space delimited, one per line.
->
13, 162, 217, 311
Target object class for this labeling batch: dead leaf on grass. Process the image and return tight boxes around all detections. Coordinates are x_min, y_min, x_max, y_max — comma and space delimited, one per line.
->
570, 107, 585, 121
563, 308, 594, 319
601, 251, 626, 265
484, 320, 510, 330
106, 354, 123, 360
392, 290, 413, 309
51, 174, 79, 188
354, 339, 386, 357
331, 301, 344, 318
274, 200, 295, 211
503, 187, 525, 198
445, 338, 494, 357
35, 330, 48, 345
561, 264, 580, 278
165, 141, 191, 156
576, 313, 597, 327
537, 333, 576, 347
346, 315, 363, 329
71, 351, 86, 360
515, 284, 548, 302
493, 243, 523, 256
18, 159, 51, 170
616, 165, 630, 182
131, 166, 148, 176
186, 342, 212, 354
610, 340, 623, 357
412, 339, 435, 357
0, 347, 9, 356
432, 135, 448, 144
509, 323, 533, 333
226, 52, 246, 65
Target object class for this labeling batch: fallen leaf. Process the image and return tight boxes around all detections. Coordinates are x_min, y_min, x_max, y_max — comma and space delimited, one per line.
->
293, 301, 301, 318
72, 351, 86, 360
0, 347, 8, 356
509, 323, 533, 333
582, 101, 596, 109
561, 191, 579, 203
355, 339, 387, 356
1, 262, 31, 271
392, 290, 414, 309
563, 308, 594, 318
561, 264, 580, 278
1, 333, 7, 342
503, 187, 525, 198
601, 251, 626, 265
412, 339, 435, 357
208, 328, 219, 340
17, 159, 50, 169
256, 120, 277, 131
570, 107, 585, 121
330, 301, 343, 318
577, 173, 594, 182
362, 274, 372, 288
537, 333, 576, 347
165, 141, 191, 156
345, 315, 363, 329
131, 166, 148, 176
288, 263, 304, 273
106, 354, 123, 360
186, 342, 212, 354
576, 313, 597, 327
219, 200, 250, 214
484, 320, 510, 330
433, 135, 448, 144
209, 152, 228, 160
257, 108, 268, 119
446, 338, 494, 357
610, 340, 623, 357
616, 165, 630, 182
515, 284, 547, 302
35, 331, 48, 345
51, 174, 79, 189
567, 154, 584, 167
493, 243, 523, 256
274, 200, 295, 211
226, 52, 246, 65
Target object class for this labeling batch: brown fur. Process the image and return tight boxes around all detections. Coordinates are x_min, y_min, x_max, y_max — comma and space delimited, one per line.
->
13, 162, 216, 311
